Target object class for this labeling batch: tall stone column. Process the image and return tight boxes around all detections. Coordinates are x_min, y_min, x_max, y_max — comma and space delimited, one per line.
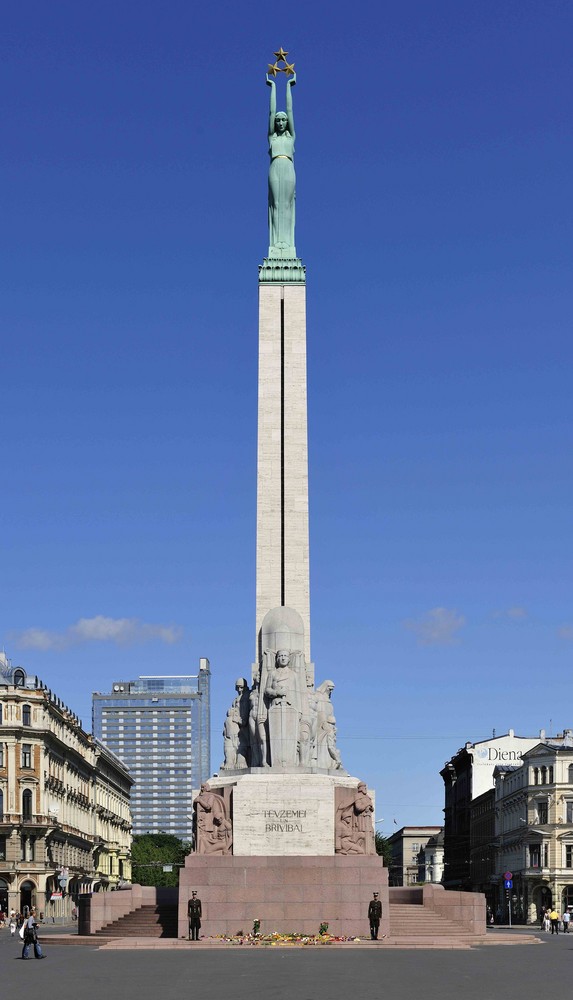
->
256, 278, 311, 668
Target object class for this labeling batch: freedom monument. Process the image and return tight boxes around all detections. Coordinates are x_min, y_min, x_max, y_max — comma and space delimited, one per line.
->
178, 52, 388, 937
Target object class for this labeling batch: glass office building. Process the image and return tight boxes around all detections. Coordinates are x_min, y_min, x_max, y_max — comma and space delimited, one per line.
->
92, 661, 210, 840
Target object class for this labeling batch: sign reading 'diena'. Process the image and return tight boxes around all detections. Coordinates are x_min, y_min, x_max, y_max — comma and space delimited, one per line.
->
474, 747, 523, 764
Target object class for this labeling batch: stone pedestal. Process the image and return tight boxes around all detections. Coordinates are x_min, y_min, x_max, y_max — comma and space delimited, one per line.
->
208, 771, 374, 856
178, 855, 389, 939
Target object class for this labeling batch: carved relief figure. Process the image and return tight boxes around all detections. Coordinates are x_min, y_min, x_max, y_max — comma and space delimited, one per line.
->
315, 680, 343, 769
262, 649, 310, 767
222, 678, 250, 769
193, 784, 232, 855
335, 783, 375, 855
248, 676, 267, 767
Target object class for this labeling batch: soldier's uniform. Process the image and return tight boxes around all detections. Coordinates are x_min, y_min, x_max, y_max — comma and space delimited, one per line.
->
188, 893, 202, 941
368, 893, 382, 940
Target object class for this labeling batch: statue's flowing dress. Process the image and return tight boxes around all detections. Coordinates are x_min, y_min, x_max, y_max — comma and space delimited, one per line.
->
268, 132, 296, 250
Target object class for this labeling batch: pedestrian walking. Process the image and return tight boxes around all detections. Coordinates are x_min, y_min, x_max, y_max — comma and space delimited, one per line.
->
9, 915, 17, 938
562, 910, 570, 933
187, 891, 202, 941
21, 908, 45, 959
550, 908, 560, 934
368, 891, 383, 940
543, 908, 551, 932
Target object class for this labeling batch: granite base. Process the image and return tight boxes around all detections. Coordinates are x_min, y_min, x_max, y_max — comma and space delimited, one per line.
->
178, 855, 388, 939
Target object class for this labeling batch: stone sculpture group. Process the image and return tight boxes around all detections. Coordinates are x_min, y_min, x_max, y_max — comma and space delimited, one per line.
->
221, 616, 343, 773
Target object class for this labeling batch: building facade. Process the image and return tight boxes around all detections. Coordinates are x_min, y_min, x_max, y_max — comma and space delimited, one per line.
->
422, 829, 445, 884
469, 787, 496, 908
0, 655, 132, 920
92, 663, 211, 841
387, 826, 443, 886
440, 731, 541, 890
494, 735, 573, 923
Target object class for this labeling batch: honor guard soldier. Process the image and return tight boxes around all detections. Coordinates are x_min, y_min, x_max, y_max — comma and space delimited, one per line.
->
368, 891, 382, 940
188, 891, 202, 941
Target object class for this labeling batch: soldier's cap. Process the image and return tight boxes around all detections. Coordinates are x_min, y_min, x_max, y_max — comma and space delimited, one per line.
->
191, 891, 197, 896
373, 891, 379, 896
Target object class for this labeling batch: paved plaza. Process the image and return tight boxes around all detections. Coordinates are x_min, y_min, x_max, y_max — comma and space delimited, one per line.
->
1, 929, 571, 1000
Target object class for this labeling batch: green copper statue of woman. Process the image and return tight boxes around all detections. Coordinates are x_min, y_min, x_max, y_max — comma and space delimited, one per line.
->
266, 73, 296, 254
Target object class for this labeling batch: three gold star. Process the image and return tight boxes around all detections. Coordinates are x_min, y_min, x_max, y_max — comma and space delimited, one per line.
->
267, 48, 295, 76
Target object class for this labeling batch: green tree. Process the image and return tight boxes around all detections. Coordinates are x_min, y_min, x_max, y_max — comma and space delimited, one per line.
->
130, 833, 191, 887
375, 831, 393, 868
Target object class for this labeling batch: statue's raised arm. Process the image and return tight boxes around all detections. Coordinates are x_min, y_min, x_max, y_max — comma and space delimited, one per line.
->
266, 76, 277, 138
266, 73, 297, 256
286, 73, 296, 139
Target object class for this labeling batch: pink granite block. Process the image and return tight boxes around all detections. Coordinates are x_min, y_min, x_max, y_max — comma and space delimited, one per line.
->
359, 865, 383, 884
283, 901, 309, 921
254, 901, 286, 920
323, 866, 359, 885
301, 883, 340, 903
224, 884, 257, 903
202, 886, 228, 903
209, 868, 241, 885
266, 866, 289, 885
298, 867, 322, 884
215, 902, 250, 921
184, 855, 211, 870
335, 884, 364, 902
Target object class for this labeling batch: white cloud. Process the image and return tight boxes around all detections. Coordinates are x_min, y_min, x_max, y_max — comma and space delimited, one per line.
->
493, 606, 528, 621
404, 607, 466, 646
11, 616, 183, 651
558, 625, 573, 641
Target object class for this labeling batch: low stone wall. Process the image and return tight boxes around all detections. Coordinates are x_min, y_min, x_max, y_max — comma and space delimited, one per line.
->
78, 886, 177, 935
179, 855, 388, 939
389, 887, 423, 905
422, 884, 486, 934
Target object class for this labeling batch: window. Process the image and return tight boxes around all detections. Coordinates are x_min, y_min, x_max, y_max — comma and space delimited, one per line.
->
544, 843, 549, 867
569, 765, 573, 783
0, 788, 3, 819
529, 845, 541, 868
22, 789, 32, 820
567, 802, 573, 824
549, 766, 554, 784
566, 846, 573, 869
411, 843, 419, 851
0, 835, 5, 860
0, 704, 2, 724
0, 745, 3, 768
22, 704, 31, 726
22, 744, 32, 768
533, 768, 539, 785
537, 801, 549, 824
14, 670, 25, 687
540, 767, 547, 785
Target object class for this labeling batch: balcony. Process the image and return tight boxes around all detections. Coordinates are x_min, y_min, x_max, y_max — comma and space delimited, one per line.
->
0, 813, 54, 833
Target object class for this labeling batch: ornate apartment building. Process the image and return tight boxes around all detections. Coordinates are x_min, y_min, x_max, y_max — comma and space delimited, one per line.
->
495, 735, 573, 922
0, 655, 132, 919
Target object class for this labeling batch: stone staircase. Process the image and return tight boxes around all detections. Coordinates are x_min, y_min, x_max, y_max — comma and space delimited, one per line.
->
94, 903, 178, 939
387, 902, 486, 949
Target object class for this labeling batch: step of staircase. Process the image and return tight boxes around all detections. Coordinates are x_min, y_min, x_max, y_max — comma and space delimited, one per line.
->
94, 904, 178, 938
388, 901, 485, 947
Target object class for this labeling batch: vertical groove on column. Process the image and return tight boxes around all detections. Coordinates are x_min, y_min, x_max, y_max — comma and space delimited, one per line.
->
280, 290, 285, 606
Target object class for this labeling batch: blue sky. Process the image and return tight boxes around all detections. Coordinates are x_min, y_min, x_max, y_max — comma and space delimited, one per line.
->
2, 1, 572, 830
